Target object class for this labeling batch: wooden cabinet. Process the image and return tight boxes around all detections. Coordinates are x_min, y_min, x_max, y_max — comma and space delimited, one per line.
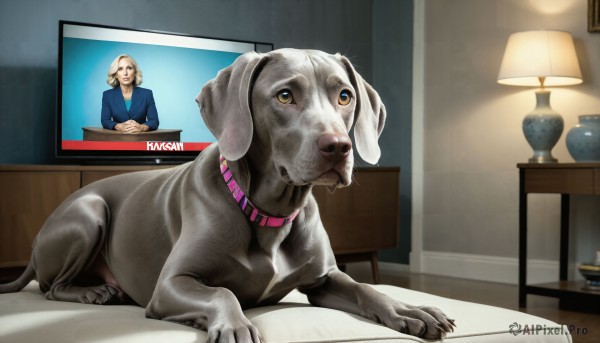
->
0, 165, 399, 282
313, 169, 399, 254
0, 170, 80, 266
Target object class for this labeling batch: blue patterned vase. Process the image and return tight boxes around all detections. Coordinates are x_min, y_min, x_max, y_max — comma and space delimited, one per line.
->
566, 114, 600, 162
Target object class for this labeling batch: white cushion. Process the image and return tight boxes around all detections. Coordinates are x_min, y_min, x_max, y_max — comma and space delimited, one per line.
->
0, 281, 571, 343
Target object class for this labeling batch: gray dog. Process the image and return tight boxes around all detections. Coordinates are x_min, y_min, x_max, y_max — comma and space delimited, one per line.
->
1, 49, 454, 342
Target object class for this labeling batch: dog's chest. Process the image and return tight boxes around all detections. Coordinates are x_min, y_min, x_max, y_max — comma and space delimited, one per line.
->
250, 251, 314, 304
222, 237, 322, 307
254, 250, 292, 302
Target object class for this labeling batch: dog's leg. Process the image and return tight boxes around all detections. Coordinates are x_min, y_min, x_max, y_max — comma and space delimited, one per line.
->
303, 270, 455, 340
33, 194, 123, 305
146, 275, 262, 343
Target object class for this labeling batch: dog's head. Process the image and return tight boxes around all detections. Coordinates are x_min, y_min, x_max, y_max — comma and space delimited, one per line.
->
197, 48, 386, 188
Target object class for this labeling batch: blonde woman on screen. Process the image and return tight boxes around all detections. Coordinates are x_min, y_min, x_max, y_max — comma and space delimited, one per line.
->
101, 54, 159, 133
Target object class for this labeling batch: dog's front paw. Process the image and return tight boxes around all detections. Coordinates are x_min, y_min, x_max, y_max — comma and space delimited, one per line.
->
414, 305, 455, 339
383, 304, 455, 340
206, 318, 262, 343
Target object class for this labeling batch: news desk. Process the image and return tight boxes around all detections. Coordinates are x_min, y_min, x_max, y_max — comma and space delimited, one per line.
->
83, 127, 182, 142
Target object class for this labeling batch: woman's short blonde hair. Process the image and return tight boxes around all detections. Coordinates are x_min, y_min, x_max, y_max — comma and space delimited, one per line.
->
106, 54, 143, 87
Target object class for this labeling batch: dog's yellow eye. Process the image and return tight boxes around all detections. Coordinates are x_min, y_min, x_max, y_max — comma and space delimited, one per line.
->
276, 90, 293, 104
338, 90, 352, 106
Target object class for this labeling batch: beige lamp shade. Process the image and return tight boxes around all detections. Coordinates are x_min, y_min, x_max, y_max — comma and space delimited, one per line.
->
497, 30, 582, 87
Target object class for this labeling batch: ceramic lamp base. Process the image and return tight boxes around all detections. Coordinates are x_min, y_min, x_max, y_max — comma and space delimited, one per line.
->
522, 90, 563, 164
528, 154, 557, 164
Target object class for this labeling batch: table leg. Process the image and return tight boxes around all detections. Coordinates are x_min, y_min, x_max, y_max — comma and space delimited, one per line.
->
519, 169, 527, 307
560, 194, 570, 281
370, 252, 380, 284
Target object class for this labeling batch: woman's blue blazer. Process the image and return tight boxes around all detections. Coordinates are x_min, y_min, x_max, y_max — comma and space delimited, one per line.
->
101, 86, 159, 130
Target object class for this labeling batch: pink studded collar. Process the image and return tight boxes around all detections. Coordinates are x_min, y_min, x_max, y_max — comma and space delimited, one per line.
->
219, 155, 300, 228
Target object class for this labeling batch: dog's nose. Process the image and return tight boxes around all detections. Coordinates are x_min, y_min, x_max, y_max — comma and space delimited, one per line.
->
318, 133, 352, 161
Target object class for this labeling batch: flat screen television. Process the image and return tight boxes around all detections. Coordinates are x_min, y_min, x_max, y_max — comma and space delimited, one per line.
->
56, 20, 273, 164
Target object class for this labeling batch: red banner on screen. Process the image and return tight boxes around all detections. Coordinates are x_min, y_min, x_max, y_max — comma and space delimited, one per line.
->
62, 140, 211, 151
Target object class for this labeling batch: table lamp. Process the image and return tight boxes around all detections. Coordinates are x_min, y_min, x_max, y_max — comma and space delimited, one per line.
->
497, 30, 582, 163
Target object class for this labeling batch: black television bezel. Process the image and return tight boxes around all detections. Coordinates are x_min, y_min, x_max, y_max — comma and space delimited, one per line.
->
55, 20, 273, 165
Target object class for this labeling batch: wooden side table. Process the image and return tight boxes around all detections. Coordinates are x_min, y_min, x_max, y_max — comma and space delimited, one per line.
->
518, 163, 600, 313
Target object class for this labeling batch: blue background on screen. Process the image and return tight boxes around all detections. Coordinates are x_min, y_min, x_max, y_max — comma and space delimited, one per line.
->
62, 37, 242, 143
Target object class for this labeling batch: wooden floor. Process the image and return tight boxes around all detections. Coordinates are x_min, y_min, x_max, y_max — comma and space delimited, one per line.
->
346, 263, 600, 343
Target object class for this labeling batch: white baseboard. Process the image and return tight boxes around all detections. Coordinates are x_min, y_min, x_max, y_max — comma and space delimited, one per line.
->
421, 251, 560, 285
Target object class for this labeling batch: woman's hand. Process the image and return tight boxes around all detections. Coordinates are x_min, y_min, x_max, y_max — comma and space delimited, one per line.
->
114, 120, 150, 133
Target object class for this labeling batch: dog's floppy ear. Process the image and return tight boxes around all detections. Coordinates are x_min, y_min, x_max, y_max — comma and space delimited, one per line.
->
340, 56, 386, 165
196, 51, 266, 161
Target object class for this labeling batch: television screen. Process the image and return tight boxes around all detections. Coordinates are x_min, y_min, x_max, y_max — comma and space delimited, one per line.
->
56, 21, 272, 163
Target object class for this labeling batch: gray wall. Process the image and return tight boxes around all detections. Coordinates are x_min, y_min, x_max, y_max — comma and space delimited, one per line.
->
372, 0, 413, 263
0, 0, 413, 263
418, 0, 600, 274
